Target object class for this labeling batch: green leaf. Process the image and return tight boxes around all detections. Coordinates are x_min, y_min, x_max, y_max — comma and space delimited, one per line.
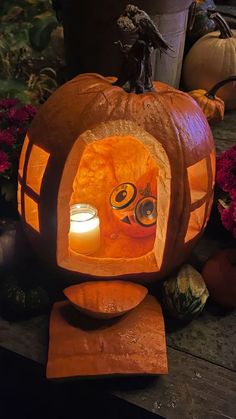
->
0, 79, 32, 104
29, 11, 58, 51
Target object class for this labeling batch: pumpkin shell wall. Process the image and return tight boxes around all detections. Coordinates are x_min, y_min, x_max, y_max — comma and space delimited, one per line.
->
18, 74, 215, 283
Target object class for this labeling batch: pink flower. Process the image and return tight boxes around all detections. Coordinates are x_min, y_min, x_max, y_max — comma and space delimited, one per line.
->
0, 98, 18, 109
216, 144, 236, 238
218, 200, 236, 239
230, 188, 236, 202
23, 104, 37, 119
0, 150, 10, 174
4, 126, 17, 138
0, 130, 15, 146
6, 107, 29, 125
216, 144, 236, 194
5, 105, 36, 126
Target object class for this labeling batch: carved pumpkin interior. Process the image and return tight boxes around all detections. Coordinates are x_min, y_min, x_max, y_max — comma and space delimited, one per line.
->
56, 127, 172, 276
69, 135, 159, 258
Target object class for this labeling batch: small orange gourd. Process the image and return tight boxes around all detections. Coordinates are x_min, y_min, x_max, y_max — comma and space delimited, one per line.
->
63, 280, 148, 318
188, 76, 236, 124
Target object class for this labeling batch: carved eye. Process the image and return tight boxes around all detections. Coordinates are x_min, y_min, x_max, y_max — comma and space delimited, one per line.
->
110, 183, 137, 210
135, 196, 157, 226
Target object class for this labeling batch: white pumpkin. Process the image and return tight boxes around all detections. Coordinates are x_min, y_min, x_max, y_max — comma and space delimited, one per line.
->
182, 11, 236, 110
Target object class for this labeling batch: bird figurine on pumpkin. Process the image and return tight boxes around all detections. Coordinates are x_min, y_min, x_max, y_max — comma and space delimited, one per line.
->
114, 4, 174, 93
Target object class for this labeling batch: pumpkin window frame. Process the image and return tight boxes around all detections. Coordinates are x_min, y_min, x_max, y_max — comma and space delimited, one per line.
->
184, 152, 215, 243
18, 139, 50, 233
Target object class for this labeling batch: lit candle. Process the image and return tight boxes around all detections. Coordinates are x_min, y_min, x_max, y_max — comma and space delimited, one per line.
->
69, 204, 100, 255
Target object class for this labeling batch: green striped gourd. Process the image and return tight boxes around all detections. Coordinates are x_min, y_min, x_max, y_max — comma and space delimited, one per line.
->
162, 264, 209, 321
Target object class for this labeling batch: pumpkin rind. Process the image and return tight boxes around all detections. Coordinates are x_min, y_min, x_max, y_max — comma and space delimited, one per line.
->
63, 280, 148, 319
162, 264, 209, 321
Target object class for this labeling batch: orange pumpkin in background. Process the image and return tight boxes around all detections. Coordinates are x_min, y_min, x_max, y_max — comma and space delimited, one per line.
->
202, 249, 236, 308
17, 73, 215, 283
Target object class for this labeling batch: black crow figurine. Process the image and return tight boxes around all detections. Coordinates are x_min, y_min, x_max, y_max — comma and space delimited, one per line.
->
114, 4, 174, 93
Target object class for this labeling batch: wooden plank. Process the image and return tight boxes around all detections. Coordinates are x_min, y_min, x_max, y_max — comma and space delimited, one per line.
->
0, 315, 48, 365
0, 284, 235, 373
113, 347, 236, 419
166, 307, 236, 371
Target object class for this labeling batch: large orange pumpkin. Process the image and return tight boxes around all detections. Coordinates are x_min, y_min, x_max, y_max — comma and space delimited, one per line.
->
17, 73, 215, 282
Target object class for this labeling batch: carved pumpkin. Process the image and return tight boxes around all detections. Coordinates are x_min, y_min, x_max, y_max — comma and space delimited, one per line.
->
17, 72, 215, 283
188, 76, 236, 124
183, 11, 236, 110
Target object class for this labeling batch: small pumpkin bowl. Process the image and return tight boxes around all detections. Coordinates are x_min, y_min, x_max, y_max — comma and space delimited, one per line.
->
63, 280, 148, 319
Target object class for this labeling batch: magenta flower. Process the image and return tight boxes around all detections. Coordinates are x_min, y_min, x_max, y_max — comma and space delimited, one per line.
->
0, 130, 15, 146
3, 126, 17, 137
218, 201, 236, 239
0, 99, 36, 184
216, 144, 236, 238
0, 98, 18, 109
23, 104, 37, 119
0, 150, 10, 174
216, 144, 236, 194
5, 105, 37, 126
7, 107, 29, 125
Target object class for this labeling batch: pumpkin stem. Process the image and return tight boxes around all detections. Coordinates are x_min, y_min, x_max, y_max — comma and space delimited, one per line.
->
205, 76, 236, 99
113, 4, 174, 94
207, 9, 233, 39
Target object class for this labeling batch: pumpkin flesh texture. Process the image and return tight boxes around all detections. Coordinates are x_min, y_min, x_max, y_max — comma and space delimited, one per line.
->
70, 135, 158, 258
21, 74, 215, 280
63, 280, 148, 319
183, 32, 236, 110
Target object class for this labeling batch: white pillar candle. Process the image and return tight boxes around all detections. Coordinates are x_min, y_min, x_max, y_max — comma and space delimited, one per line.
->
69, 204, 100, 255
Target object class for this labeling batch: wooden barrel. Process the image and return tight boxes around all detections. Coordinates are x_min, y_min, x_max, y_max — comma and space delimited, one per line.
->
59, 0, 193, 87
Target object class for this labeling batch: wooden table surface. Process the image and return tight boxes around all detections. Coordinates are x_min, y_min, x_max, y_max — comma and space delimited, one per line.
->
0, 110, 236, 418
